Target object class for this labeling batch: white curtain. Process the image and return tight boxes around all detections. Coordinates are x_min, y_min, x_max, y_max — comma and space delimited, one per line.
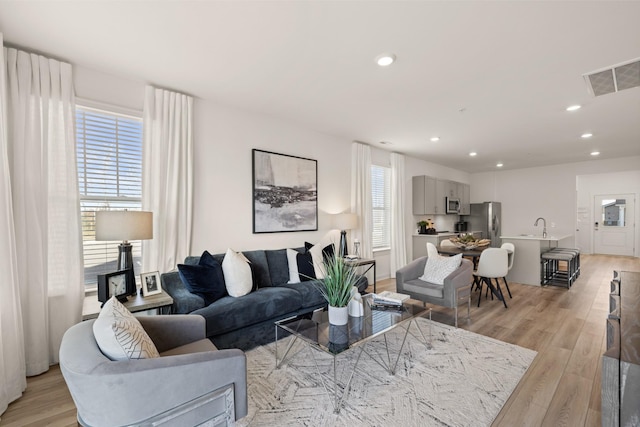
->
3, 46, 83, 378
142, 86, 193, 274
390, 152, 407, 271
350, 142, 373, 259
0, 34, 27, 417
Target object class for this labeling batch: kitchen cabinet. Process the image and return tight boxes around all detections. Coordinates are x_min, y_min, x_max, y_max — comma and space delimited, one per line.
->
412, 175, 470, 215
459, 183, 470, 215
412, 176, 438, 215
435, 180, 447, 214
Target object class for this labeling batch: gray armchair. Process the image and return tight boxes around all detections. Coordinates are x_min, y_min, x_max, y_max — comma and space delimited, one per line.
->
59, 315, 247, 427
396, 256, 473, 327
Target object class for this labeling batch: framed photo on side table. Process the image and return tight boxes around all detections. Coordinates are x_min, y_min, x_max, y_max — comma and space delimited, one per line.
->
141, 271, 162, 296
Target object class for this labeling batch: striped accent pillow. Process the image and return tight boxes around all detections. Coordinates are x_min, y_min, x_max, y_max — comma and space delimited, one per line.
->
93, 296, 160, 360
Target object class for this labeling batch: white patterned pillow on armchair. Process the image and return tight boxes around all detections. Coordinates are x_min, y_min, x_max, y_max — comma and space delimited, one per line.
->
93, 296, 160, 360
419, 254, 463, 285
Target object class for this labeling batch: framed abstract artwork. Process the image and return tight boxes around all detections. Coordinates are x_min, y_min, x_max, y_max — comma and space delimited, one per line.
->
252, 149, 318, 233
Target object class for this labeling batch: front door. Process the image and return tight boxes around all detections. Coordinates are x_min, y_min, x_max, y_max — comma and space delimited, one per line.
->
593, 194, 635, 256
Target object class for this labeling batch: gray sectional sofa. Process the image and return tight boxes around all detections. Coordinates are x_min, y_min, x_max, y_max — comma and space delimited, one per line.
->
161, 247, 368, 350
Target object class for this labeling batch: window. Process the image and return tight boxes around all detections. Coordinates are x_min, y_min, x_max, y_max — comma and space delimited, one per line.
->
76, 105, 143, 288
371, 165, 391, 249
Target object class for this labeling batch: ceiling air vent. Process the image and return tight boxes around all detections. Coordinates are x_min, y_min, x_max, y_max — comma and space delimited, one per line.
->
583, 58, 640, 97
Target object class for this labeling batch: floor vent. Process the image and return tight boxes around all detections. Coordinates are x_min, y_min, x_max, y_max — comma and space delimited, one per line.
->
583, 58, 640, 96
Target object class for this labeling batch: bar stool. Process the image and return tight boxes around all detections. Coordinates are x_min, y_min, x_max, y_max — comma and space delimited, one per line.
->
541, 250, 574, 288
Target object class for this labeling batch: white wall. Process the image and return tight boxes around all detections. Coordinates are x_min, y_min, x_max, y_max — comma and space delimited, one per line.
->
191, 100, 352, 254
75, 65, 144, 111
470, 157, 640, 256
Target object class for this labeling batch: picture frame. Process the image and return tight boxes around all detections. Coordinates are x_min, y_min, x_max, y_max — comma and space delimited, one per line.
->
252, 149, 318, 233
97, 269, 136, 303
140, 271, 162, 296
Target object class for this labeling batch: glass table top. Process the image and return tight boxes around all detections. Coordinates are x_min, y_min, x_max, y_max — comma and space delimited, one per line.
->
275, 294, 429, 355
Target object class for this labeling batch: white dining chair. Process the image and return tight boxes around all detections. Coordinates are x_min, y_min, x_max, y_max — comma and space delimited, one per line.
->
440, 239, 456, 247
426, 242, 439, 258
500, 243, 515, 299
473, 248, 510, 308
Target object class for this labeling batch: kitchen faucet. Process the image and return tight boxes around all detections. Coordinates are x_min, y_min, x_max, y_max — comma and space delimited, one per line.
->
534, 217, 547, 238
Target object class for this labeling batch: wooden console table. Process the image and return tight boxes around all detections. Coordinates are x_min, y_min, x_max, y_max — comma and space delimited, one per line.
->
83, 289, 174, 320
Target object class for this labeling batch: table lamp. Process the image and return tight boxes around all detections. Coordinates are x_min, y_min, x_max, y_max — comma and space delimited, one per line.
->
333, 213, 358, 258
95, 210, 153, 271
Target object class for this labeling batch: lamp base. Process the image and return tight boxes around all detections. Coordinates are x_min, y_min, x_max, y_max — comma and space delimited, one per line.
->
117, 242, 134, 271
117, 242, 136, 297
339, 230, 348, 258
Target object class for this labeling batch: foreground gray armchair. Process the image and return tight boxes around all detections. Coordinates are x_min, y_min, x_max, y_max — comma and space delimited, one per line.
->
396, 256, 473, 327
59, 315, 247, 427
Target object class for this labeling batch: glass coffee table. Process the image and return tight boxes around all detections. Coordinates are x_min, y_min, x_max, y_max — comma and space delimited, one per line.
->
274, 294, 432, 413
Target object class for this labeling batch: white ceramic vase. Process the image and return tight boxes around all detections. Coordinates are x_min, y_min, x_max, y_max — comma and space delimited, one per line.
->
328, 305, 349, 325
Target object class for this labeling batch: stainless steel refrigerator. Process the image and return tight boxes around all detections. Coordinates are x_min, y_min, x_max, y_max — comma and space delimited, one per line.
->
463, 202, 502, 247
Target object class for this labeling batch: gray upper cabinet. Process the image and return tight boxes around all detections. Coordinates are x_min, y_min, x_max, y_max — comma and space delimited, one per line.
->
412, 175, 437, 215
413, 176, 470, 215
459, 183, 470, 215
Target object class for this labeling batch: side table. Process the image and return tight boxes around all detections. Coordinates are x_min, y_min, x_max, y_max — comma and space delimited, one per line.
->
82, 289, 174, 320
344, 258, 376, 293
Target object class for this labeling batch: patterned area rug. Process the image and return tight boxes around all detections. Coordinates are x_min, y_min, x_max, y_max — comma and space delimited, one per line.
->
238, 318, 536, 427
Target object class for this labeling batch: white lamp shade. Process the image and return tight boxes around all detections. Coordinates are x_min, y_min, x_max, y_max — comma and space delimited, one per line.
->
95, 211, 153, 241
332, 213, 358, 231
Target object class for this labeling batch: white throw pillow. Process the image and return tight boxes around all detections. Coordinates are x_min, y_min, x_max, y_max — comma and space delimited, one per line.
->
307, 243, 328, 279
419, 254, 463, 285
222, 248, 253, 297
93, 296, 160, 361
286, 248, 301, 284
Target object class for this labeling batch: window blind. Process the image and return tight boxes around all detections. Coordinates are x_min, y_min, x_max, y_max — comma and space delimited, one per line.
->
371, 165, 391, 249
76, 106, 143, 287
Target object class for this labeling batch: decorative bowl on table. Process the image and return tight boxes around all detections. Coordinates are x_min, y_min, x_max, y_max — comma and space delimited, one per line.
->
450, 236, 491, 250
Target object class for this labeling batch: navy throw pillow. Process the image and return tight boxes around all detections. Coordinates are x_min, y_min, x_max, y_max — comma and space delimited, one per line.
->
178, 250, 227, 305
304, 241, 335, 263
296, 251, 316, 282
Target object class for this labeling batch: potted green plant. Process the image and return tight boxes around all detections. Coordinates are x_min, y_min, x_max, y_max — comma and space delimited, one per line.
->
317, 253, 360, 325
417, 220, 428, 234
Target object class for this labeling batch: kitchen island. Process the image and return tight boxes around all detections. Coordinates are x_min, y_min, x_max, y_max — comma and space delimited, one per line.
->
500, 234, 573, 286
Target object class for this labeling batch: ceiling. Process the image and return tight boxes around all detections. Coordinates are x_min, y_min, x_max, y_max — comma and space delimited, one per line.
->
1, 1, 639, 173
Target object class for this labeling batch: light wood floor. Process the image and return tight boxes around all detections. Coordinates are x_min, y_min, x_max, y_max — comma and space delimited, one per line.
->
2, 254, 638, 426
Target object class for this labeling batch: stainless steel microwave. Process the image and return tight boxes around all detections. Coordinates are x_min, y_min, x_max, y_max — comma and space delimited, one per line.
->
446, 197, 460, 213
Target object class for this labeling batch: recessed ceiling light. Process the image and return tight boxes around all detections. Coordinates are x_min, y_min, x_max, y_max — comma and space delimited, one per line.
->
430, 137, 440, 142
591, 151, 600, 156
469, 152, 477, 157
378, 141, 393, 145
496, 163, 504, 167
566, 105, 582, 111
581, 133, 593, 138
375, 53, 396, 67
